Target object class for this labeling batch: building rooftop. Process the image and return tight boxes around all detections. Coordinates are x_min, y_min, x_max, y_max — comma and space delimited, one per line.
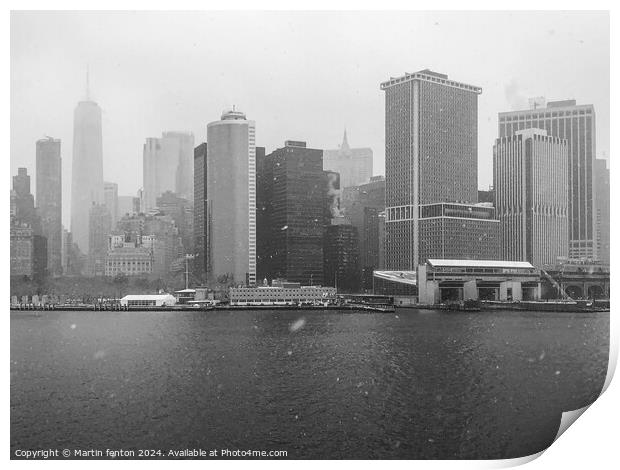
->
380, 69, 482, 94
426, 259, 535, 269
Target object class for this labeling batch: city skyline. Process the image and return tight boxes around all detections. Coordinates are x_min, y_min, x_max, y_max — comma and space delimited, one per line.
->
10, 11, 609, 227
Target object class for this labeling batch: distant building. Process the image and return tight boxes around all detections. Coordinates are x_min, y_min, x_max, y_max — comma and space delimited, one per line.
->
499, 99, 596, 260
143, 131, 194, 211
594, 158, 610, 265
257, 141, 325, 286
71, 87, 104, 254
114, 212, 183, 278
104, 182, 119, 228
417, 203, 500, 263
105, 236, 153, 277
87, 203, 112, 276
381, 69, 481, 270
11, 167, 45, 279
341, 175, 386, 290
206, 108, 256, 286
118, 195, 137, 219
323, 217, 360, 293
323, 130, 373, 189
156, 191, 193, 255
193, 143, 208, 282
494, 128, 569, 267
10, 221, 33, 277
12, 168, 40, 233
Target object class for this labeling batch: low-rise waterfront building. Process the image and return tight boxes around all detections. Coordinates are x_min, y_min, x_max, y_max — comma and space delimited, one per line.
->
229, 282, 336, 306
120, 294, 177, 307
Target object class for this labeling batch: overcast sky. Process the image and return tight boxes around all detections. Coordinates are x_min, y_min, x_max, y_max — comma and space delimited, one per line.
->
11, 11, 609, 227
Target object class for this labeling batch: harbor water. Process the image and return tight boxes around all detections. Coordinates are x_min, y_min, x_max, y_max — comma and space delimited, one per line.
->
11, 309, 609, 459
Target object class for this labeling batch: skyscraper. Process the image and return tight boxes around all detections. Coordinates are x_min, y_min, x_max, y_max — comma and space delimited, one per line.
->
381, 69, 481, 269
494, 129, 569, 266
257, 140, 325, 285
36, 137, 62, 276
71, 77, 104, 255
103, 182, 119, 229
498, 99, 596, 260
143, 131, 194, 211
206, 108, 256, 286
323, 130, 373, 189
594, 158, 610, 265
193, 143, 208, 282
87, 203, 111, 276
323, 217, 360, 292
341, 176, 386, 290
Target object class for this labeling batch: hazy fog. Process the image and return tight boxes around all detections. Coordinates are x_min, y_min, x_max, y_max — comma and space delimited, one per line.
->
11, 11, 609, 227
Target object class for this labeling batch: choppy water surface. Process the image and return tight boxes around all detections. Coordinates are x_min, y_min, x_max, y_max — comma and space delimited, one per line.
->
11, 309, 608, 459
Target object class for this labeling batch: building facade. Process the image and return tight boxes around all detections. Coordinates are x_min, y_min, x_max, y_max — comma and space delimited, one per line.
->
206, 108, 256, 286
71, 96, 104, 254
323, 130, 373, 189
104, 182, 119, 229
105, 240, 153, 277
36, 137, 62, 275
341, 176, 386, 290
381, 69, 481, 270
498, 99, 596, 260
323, 217, 360, 292
494, 129, 569, 267
257, 141, 325, 286
594, 158, 610, 265
87, 203, 112, 276
193, 143, 208, 282
417, 203, 500, 263
10, 222, 33, 277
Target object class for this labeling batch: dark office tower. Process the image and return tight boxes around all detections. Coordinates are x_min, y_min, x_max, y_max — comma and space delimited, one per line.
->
257, 141, 324, 285
594, 159, 610, 265
87, 203, 112, 276
193, 143, 208, 282
498, 99, 596, 261
341, 176, 386, 290
381, 69, 482, 270
71, 77, 104, 255
323, 218, 360, 293
494, 129, 569, 267
36, 137, 63, 276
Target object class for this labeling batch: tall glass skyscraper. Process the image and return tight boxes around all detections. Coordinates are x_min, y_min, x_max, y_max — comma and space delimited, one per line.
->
380, 69, 482, 269
71, 82, 103, 255
498, 99, 596, 260
206, 108, 256, 286
36, 137, 62, 275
